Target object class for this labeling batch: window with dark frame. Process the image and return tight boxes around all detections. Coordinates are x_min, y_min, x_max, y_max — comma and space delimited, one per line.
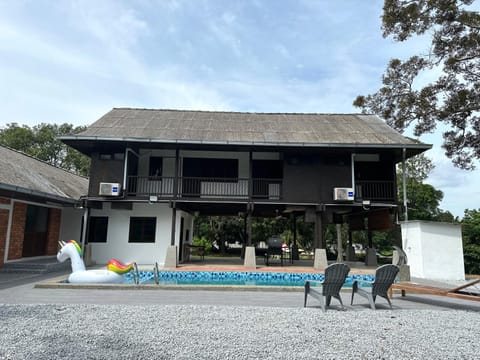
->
128, 217, 156, 243
183, 158, 238, 180
149, 157, 163, 178
87, 217, 109, 243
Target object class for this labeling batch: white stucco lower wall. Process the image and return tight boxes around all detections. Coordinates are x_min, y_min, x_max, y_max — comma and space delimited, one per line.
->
88, 202, 193, 266
59, 207, 84, 243
401, 221, 465, 281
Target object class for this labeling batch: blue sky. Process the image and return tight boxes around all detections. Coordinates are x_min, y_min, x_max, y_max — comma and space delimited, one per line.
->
0, 0, 477, 217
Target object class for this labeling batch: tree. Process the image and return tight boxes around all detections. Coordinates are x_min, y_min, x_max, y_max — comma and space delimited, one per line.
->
462, 208, 480, 274
400, 153, 434, 183
400, 180, 448, 220
354, 0, 480, 170
193, 214, 315, 255
0, 123, 90, 176
397, 154, 456, 221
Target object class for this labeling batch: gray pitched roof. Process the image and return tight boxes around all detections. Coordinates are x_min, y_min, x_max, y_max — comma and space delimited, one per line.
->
61, 108, 431, 153
0, 146, 88, 203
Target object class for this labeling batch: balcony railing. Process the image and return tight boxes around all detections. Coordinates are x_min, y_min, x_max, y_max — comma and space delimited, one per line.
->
355, 180, 396, 202
126, 176, 283, 200
127, 176, 175, 196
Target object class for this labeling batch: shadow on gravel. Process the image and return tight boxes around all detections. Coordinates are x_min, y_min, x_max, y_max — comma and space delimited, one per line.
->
398, 294, 480, 312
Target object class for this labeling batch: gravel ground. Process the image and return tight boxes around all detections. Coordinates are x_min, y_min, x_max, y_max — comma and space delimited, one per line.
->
0, 304, 479, 359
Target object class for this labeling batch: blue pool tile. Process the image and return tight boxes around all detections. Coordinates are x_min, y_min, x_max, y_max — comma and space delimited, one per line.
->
123, 270, 374, 287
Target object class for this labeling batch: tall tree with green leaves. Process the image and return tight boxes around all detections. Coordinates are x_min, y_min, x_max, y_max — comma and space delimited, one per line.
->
462, 208, 480, 274
354, 0, 480, 170
397, 154, 456, 221
0, 123, 90, 176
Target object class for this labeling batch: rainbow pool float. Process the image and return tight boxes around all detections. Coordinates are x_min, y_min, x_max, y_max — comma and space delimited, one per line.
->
57, 240, 134, 284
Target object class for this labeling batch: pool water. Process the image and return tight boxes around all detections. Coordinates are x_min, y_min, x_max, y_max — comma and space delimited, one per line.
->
123, 270, 375, 287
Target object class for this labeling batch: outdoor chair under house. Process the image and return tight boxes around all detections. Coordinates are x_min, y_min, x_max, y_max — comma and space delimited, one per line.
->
304, 263, 350, 311
351, 264, 399, 310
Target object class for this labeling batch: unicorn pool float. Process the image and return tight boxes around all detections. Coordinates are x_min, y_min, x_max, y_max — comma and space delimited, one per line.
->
57, 240, 135, 284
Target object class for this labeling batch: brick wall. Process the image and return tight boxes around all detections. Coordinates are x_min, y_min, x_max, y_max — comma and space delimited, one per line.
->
46, 208, 62, 255
0, 209, 9, 267
8, 202, 27, 260
0, 197, 12, 267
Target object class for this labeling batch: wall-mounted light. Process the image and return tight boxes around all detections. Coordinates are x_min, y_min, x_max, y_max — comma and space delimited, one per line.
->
362, 200, 371, 211
149, 195, 158, 203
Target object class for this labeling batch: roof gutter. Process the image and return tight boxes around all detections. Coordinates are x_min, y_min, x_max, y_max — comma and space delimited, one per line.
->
59, 135, 432, 150
0, 183, 81, 205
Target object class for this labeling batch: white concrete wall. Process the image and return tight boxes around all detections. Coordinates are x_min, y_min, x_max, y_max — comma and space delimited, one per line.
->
88, 202, 191, 266
59, 207, 84, 243
401, 221, 465, 281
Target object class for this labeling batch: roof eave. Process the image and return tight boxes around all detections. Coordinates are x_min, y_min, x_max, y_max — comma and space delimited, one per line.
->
60, 135, 432, 150
0, 183, 82, 205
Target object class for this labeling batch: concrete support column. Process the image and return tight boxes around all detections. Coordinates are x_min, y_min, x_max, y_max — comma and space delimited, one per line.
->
346, 230, 356, 261
244, 246, 256, 269
365, 248, 377, 266
365, 230, 377, 266
164, 245, 178, 268
313, 248, 328, 270
336, 223, 343, 262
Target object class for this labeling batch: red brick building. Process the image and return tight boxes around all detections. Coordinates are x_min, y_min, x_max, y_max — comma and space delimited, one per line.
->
0, 146, 88, 268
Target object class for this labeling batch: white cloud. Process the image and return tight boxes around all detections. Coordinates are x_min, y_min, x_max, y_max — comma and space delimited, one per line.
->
1, 0, 479, 216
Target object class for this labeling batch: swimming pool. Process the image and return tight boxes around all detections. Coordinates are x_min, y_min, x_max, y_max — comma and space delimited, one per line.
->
123, 270, 375, 287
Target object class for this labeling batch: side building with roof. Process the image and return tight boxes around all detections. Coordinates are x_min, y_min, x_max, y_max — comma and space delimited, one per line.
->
60, 108, 431, 266
0, 146, 88, 268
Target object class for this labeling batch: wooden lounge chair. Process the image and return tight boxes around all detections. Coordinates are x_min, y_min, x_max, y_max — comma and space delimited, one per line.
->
304, 263, 350, 311
389, 278, 480, 302
351, 264, 399, 310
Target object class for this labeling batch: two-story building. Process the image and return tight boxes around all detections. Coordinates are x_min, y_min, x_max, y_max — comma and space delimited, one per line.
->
60, 108, 431, 265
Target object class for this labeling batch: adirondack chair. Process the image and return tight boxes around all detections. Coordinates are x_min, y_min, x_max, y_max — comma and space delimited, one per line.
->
351, 264, 399, 310
304, 263, 350, 311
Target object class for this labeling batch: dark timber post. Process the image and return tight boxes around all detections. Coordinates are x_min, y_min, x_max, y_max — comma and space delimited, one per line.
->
246, 203, 253, 246
248, 151, 253, 200
314, 211, 324, 249
171, 148, 180, 246
291, 213, 299, 260
246, 151, 253, 247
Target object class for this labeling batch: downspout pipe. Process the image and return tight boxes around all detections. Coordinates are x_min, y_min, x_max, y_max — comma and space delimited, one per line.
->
351, 153, 355, 192
80, 206, 89, 257
123, 148, 140, 195
402, 148, 408, 221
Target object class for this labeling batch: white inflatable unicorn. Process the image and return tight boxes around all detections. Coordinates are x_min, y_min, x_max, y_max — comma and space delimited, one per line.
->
57, 240, 134, 284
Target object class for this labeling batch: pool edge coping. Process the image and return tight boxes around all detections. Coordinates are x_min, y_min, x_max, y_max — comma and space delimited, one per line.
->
33, 271, 375, 292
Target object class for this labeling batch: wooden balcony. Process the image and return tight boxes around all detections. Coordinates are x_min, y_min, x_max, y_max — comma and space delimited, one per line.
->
355, 180, 396, 202
126, 176, 282, 200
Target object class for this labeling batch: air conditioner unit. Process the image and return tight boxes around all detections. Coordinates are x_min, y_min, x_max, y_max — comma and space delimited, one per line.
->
333, 187, 354, 201
99, 182, 121, 196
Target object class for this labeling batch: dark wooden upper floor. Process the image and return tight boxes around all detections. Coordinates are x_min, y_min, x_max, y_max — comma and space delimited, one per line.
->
60, 109, 431, 208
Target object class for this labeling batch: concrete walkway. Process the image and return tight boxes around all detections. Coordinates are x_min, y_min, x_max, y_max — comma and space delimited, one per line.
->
1, 270, 480, 312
